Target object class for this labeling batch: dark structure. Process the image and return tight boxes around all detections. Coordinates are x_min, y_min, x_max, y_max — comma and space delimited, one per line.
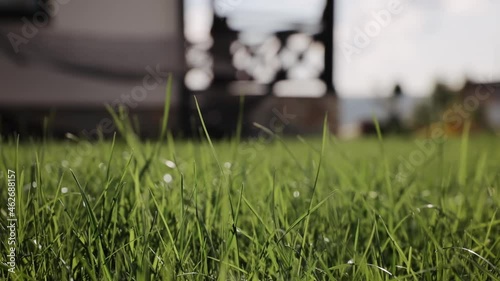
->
0, 0, 337, 138
0, 0, 41, 18
183, 0, 337, 138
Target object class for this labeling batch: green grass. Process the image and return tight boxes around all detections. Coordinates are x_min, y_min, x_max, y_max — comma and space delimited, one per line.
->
0, 99, 499, 280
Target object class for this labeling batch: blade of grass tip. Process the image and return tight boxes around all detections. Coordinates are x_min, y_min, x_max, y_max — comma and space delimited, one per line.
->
218, 183, 243, 278
146, 185, 180, 262
108, 105, 147, 166
361, 222, 377, 264
105, 133, 116, 183
373, 115, 394, 216
140, 211, 158, 277
15, 135, 24, 241
177, 174, 187, 260
194, 96, 222, 173
15, 134, 19, 187
50, 171, 66, 211
192, 161, 212, 274
132, 114, 141, 137
296, 135, 321, 155
272, 191, 336, 247
105, 104, 126, 138
378, 215, 411, 271
159, 74, 173, 142
253, 122, 306, 173
298, 114, 328, 276
70, 170, 112, 280
458, 121, 471, 186
34, 152, 45, 229
366, 263, 394, 277
242, 196, 273, 236
252, 122, 274, 136
354, 219, 360, 253
233, 183, 245, 251
166, 131, 177, 163
138, 75, 173, 180
106, 154, 133, 247
464, 231, 497, 261
443, 247, 500, 273
70, 170, 99, 234
271, 171, 278, 230
484, 209, 497, 249
473, 152, 487, 183
231, 95, 245, 162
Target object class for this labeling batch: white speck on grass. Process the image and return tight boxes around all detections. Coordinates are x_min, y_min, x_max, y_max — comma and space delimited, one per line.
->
323, 237, 330, 243
348, 259, 355, 265
33, 239, 42, 249
163, 174, 173, 183
293, 191, 300, 198
368, 191, 378, 199
65, 132, 78, 141
98, 163, 106, 170
32, 181, 37, 188
61, 187, 69, 194
224, 162, 232, 169
165, 160, 176, 169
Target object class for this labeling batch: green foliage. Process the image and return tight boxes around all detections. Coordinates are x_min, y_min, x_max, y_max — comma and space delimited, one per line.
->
0, 86, 499, 280
411, 83, 489, 130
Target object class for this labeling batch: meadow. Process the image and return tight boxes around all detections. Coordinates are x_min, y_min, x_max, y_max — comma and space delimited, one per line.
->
0, 98, 499, 280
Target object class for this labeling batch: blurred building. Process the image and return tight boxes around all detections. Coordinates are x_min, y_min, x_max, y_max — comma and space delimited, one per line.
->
0, 0, 183, 136
459, 81, 500, 131
0, 0, 337, 138
186, 0, 337, 137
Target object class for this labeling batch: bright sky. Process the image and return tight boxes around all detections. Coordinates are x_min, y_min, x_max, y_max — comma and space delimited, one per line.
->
186, 0, 500, 97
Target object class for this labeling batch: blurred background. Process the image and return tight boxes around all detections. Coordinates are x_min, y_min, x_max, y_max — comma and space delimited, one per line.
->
0, 0, 499, 139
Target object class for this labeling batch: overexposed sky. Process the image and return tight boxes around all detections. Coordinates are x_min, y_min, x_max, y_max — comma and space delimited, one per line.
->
186, 0, 500, 97
336, 0, 500, 97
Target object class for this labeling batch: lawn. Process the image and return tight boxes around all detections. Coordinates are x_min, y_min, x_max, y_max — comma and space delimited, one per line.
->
1, 104, 499, 280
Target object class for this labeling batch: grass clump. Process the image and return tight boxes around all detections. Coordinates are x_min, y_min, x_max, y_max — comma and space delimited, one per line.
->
0, 91, 499, 280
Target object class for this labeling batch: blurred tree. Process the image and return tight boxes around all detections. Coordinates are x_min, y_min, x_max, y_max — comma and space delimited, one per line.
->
386, 84, 406, 134
411, 102, 433, 129
411, 82, 490, 135
412, 83, 456, 128
431, 83, 457, 120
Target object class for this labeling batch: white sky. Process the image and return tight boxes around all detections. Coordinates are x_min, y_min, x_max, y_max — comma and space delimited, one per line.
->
186, 0, 500, 97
